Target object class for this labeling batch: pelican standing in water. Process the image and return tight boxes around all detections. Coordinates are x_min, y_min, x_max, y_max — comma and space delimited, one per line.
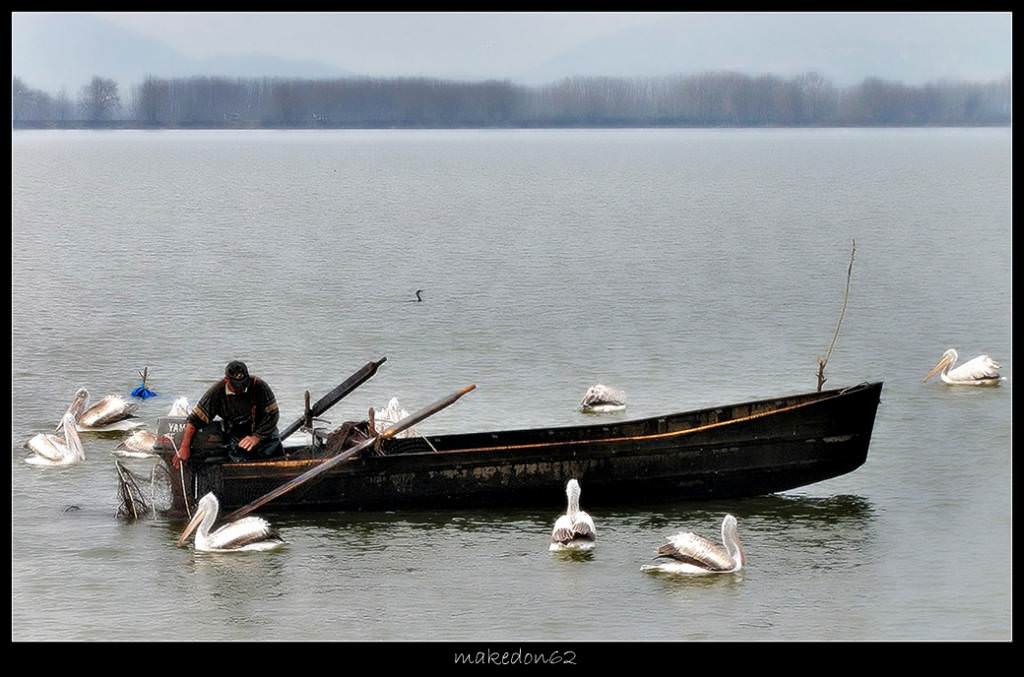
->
580, 384, 626, 413
113, 397, 191, 458
25, 412, 85, 466
177, 492, 285, 552
58, 388, 142, 432
641, 514, 745, 574
924, 349, 1003, 386
550, 479, 596, 551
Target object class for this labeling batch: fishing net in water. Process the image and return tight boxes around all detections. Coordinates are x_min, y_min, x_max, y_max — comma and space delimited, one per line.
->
114, 460, 174, 520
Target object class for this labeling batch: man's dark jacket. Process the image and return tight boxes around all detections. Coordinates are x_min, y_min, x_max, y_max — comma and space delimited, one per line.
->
187, 377, 280, 441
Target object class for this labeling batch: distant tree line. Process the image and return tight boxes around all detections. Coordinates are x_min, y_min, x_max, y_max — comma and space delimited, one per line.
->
14, 76, 120, 124
12, 72, 1011, 128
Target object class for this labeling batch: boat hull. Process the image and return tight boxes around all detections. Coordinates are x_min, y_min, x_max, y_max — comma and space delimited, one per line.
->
166, 382, 882, 512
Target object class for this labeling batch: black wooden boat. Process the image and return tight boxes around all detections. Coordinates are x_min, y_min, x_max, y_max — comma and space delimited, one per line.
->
157, 381, 883, 512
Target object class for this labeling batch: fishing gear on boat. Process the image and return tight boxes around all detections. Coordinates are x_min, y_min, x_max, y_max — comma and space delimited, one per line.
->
114, 460, 152, 520
114, 460, 175, 520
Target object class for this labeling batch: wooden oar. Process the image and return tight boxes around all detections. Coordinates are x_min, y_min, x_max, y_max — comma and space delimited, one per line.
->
223, 384, 476, 522
278, 357, 387, 442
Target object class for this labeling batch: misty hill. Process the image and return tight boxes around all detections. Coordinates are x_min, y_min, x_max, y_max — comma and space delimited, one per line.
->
519, 13, 1012, 86
12, 12, 349, 92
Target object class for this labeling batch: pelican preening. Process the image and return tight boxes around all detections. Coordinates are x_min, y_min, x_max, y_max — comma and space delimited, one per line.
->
550, 479, 597, 551
25, 412, 85, 466
580, 384, 626, 413
58, 389, 142, 432
641, 514, 745, 575
112, 430, 159, 458
112, 397, 191, 458
167, 396, 191, 417
370, 397, 417, 439
924, 349, 1004, 386
177, 492, 286, 553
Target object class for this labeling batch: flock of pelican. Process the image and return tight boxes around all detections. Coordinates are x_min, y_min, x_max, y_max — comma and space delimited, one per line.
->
21, 348, 1006, 556
24, 389, 144, 466
23, 389, 189, 466
58, 389, 143, 432
168, 476, 743, 561
541, 347, 1003, 573
113, 397, 191, 458
20, 387, 287, 553
549, 478, 744, 574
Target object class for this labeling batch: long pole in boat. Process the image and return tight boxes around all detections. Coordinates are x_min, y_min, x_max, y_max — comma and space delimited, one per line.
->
278, 357, 387, 442
223, 384, 476, 523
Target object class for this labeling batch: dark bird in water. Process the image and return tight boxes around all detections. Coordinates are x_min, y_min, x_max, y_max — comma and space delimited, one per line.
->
407, 289, 424, 302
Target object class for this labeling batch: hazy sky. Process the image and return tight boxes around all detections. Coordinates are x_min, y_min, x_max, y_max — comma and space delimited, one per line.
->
12, 11, 1012, 91
92, 11, 1016, 81
100, 12, 656, 79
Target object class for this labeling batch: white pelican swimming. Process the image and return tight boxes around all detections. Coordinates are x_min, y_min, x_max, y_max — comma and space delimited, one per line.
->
924, 349, 1003, 386
57, 388, 143, 432
112, 430, 159, 458
25, 412, 85, 466
580, 384, 626, 413
112, 397, 191, 458
550, 479, 597, 551
177, 492, 285, 553
641, 514, 745, 575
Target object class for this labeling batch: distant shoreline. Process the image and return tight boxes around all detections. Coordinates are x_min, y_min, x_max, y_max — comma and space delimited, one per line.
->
15, 73, 1011, 129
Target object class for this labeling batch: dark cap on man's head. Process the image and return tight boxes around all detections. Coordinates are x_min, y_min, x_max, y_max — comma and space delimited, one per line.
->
225, 360, 250, 380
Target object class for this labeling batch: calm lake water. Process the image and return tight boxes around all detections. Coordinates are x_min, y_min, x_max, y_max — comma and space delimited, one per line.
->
12, 128, 1011, 641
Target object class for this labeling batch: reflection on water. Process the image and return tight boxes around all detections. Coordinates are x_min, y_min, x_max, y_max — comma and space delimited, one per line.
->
188, 547, 289, 579
214, 494, 877, 581
612, 493, 874, 527
731, 493, 874, 521
641, 567, 746, 589
551, 548, 594, 563
263, 493, 873, 534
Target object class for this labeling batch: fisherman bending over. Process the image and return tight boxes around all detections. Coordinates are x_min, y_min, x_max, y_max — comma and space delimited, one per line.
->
172, 361, 283, 468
